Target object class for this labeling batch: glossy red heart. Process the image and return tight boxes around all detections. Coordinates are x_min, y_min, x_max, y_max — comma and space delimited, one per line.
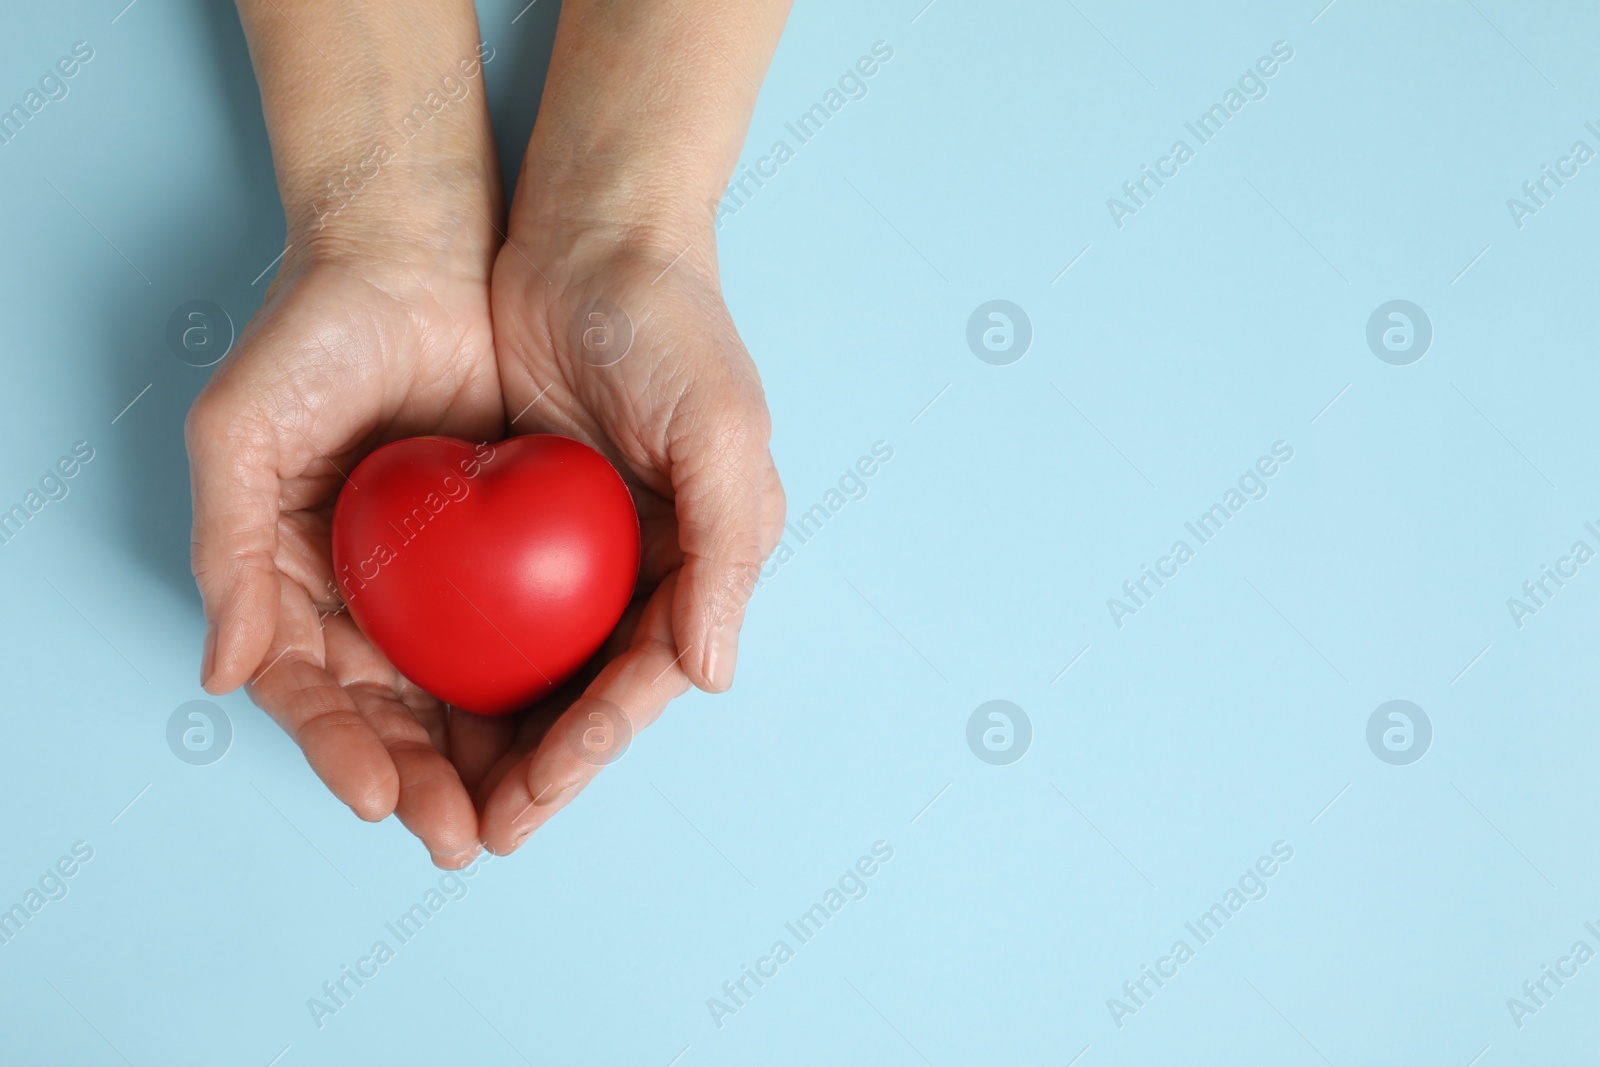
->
330, 434, 639, 716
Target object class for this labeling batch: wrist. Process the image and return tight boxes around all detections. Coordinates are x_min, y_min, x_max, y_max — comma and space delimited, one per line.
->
278, 149, 502, 279
511, 140, 721, 264
506, 0, 780, 261
505, 159, 722, 298
236, 2, 504, 278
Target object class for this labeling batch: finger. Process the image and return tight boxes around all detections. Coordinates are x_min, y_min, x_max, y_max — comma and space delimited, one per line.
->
347, 686, 482, 868
246, 587, 399, 822
185, 383, 282, 693
480, 575, 691, 855
667, 388, 772, 693
315, 615, 482, 866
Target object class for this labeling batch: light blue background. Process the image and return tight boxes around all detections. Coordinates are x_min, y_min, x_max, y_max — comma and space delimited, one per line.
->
2, 0, 1597, 1063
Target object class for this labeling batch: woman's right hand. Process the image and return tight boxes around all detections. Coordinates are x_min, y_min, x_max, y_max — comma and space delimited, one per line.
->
196, 0, 517, 867
185, 235, 514, 869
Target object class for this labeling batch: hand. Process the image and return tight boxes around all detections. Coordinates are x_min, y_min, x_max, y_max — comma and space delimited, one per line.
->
186, 238, 511, 868
456, 0, 792, 856
471, 218, 786, 855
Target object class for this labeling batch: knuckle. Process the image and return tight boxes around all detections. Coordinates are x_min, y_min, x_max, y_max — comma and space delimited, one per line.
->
707, 560, 761, 619
183, 390, 225, 451
184, 388, 263, 467
296, 705, 370, 754
741, 393, 773, 443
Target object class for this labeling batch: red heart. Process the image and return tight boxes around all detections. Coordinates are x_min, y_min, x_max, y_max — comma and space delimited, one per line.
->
330, 435, 639, 716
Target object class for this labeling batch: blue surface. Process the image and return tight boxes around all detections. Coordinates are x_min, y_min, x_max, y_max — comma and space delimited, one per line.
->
2, 0, 1598, 1063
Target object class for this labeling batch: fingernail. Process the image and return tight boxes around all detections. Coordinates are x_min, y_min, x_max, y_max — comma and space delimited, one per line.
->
704, 623, 739, 691
200, 626, 217, 688
431, 843, 482, 869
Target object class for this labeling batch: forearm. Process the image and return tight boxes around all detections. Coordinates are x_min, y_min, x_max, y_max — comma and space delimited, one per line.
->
513, 0, 793, 252
234, 0, 500, 268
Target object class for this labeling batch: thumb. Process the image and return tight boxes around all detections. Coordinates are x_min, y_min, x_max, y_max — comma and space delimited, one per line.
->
667, 393, 776, 693
184, 386, 282, 693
